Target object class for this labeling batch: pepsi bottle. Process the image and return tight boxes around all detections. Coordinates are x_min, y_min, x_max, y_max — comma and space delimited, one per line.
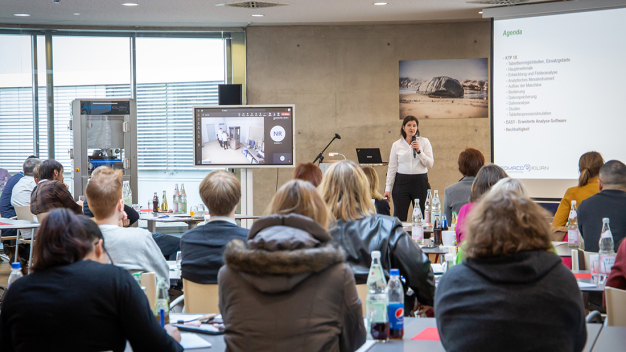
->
387, 269, 404, 339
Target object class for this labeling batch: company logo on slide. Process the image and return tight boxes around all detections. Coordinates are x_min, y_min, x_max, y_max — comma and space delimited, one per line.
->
270, 126, 286, 142
502, 164, 549, 173
503, 29, 522, 37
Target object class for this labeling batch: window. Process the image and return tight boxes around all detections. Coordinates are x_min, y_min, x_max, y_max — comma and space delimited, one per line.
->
0, 34, 34, 172
0, 31, 228, 209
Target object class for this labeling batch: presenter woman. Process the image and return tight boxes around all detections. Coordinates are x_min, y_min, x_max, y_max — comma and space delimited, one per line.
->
383, 116, 434, 221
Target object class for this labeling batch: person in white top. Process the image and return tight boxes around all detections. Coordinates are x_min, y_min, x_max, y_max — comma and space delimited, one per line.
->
86, 166, 169, 280
383, 116, 434, 221
221, 130, 229, 150
11, 157, 41, 239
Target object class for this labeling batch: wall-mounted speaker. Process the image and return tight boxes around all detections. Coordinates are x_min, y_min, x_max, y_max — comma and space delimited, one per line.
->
218, 84, 243, 105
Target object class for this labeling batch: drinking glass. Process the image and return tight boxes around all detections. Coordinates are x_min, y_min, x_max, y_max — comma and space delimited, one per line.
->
196, 204, 205, 217
176, 251, 182, 271
190, 206, 197, 218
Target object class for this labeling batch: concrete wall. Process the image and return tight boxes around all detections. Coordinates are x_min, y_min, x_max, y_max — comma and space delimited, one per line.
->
246, 22, 492, 216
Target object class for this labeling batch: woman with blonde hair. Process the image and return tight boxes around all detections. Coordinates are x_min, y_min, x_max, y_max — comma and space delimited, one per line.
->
362, 166, 390, 216
552, 152, 604, 230
436, 186, 586, 352
320, 160, 435, 315
218, 179, 366, 352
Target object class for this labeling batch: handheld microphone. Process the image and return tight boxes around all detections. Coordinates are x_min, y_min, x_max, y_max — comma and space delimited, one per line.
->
412, 135, 417, 158
335, 133, 341, 140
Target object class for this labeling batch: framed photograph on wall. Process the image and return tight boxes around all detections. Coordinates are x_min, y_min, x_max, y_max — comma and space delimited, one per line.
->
399, 58, 489, 119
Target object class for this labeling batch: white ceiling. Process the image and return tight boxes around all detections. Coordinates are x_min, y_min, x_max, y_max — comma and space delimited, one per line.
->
0, 0, 496, 28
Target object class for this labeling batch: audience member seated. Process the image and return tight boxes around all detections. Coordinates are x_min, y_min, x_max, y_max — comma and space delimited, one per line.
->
319, 160, 435, 315
443, 148, 484, 221
455, 164, 508, 244
0, 209, 182, 352
362, 166, 390, 216
292, 162, 323, 187
579, 160, 626, 252
218, 180, 366, 352
180, 170, 248, 284
11, 157, 41, 239
436, 186, 586, 352
83, 196, 179, 260
0, 156, 36, 239
30, 159, 82, 215
552, 151, 604, 240
86, 166, 169, 280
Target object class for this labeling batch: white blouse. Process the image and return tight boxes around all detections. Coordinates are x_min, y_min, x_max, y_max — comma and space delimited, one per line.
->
385, 137, 434, 192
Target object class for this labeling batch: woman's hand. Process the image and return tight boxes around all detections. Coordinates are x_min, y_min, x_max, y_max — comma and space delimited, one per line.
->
165, 324, 181, 342
383, 191, 391, 203
411, 140, 421, 153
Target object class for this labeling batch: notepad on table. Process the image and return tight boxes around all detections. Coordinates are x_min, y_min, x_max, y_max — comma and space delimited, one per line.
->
180, 333, 212, 349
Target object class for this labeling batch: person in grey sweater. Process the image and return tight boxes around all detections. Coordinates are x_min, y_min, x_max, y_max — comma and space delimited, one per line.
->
436, 185, 586, 352
86, 166, 169, 280
443, 148, 484, 221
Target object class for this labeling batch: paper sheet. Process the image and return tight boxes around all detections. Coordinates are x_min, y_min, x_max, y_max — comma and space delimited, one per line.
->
412, 327, 440, 341
180, 333, 212, 349
577, 282, 598, 288
356, 340, 375, 352
170, 314, 205, 323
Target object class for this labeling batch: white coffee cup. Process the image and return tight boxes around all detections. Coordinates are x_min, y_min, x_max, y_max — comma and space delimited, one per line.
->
442, 231, 456, 247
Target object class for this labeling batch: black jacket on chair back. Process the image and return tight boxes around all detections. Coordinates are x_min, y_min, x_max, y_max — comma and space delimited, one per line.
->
329, 214, 435, 306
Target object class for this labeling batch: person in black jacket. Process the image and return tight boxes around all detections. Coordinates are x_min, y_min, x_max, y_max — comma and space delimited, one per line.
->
319, 160, 435, 315
0, 209, 182, 352
435, 185, 586, 352
180, 170, 248, 284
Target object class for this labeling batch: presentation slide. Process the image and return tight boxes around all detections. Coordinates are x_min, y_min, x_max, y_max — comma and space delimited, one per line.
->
193, 106, 294, 168
493, 8, 626, 180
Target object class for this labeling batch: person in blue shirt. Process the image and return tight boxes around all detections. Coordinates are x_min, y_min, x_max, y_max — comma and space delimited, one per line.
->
1, 156, 37, 259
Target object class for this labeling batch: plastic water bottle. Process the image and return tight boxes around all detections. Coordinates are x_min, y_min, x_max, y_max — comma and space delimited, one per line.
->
412, 199, 424, 244
599, 218, 616, 276
424, 189, 432, 226
7, 262, 23, 289
387, 269, 404, 339
366, 251, 389, 342
431, 190, 441, 224
568, 200, 580, 249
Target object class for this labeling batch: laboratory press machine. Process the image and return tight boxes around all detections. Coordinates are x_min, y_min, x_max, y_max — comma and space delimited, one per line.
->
69, 98, 138, 204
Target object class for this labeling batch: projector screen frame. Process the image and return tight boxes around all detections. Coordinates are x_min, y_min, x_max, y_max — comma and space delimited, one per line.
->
192, 104, 296, 169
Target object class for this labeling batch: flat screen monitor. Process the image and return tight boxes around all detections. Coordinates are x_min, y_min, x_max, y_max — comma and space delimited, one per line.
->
193, 105, 295, 168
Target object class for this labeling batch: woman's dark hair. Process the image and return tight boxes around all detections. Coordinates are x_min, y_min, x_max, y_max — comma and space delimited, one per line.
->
292, 162, 323, 187
469, 164, 508, 202
400, 115, 420, 139
578, 151, 604, 187
458, 148, 485, 177
38, 159, 64, 180
32, 209, 109, 272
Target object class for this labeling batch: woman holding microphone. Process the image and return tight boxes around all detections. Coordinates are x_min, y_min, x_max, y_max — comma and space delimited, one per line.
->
383, 116, 434, 221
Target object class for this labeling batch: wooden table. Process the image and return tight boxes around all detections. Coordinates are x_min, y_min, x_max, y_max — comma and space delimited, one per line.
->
590, 326, 626, 351
0, 218, 40, 269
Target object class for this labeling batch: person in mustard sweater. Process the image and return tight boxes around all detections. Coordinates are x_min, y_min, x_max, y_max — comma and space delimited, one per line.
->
552, 152, 604, 239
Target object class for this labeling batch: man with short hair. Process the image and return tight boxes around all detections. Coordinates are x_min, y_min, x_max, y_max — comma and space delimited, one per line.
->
86, 166, 169, 280
1, 156, 37, 220
11, 157, 42, 239
578, 160, 626, 252
30, 159, 82, 215
218, 128, 223, 148
180, 170, 247, 284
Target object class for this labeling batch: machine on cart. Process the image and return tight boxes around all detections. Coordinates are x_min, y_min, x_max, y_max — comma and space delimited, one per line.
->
69, 99, 138, 204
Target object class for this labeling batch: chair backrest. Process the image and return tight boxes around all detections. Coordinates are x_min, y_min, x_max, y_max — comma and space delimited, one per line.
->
553, 242, 570, 256
35, 212, 48, 223
356, 284, 368, 316
141, 272, 157, 311
15, 206, 34, 222
183, 279, 219, 314
582, 251, 593, 272
606, 287, 626, 326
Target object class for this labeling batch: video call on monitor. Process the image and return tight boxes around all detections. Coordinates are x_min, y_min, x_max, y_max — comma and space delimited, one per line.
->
193, 105, 295, 168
